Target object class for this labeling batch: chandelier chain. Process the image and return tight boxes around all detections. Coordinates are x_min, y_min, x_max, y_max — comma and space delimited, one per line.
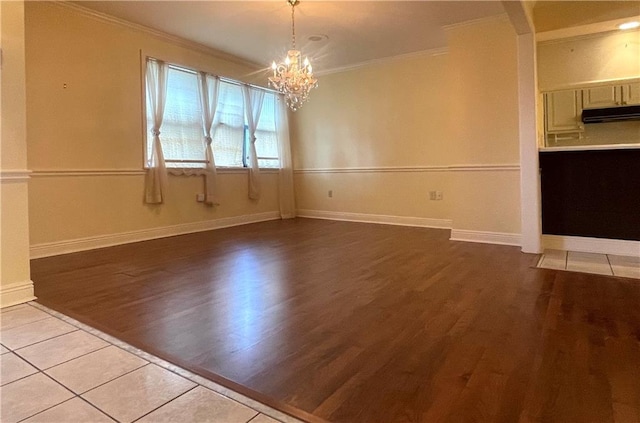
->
291, 3, 296, 50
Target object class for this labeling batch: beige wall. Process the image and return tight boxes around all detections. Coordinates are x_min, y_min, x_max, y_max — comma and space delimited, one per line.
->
294, 171, 451, 221
292, 16, 522, 237
1, 1, 35, 306
26, 2, 279, 247
446, 17, 521, 235
537, 29, 640, 90
292, 52, 453, 221
293, 53, 452, 169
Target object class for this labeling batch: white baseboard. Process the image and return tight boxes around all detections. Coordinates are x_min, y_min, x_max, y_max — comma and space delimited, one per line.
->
296, 209, 452, 229
30, 211, 281, 259
1, 280, 36, 308
450, 229, 522, 246
543, 235, 640, 257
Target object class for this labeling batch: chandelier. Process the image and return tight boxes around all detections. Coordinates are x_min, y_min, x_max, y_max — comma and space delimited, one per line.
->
268, 0, 318, 111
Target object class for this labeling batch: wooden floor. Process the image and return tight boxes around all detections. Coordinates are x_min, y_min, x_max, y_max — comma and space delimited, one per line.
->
32, 218, 640, 423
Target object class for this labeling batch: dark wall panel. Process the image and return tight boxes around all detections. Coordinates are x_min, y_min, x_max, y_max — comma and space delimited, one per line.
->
540, 149, 640, 241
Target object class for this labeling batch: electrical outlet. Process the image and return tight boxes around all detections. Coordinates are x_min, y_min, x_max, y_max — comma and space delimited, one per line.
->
196, 193, 205, 202
435, 191, 443, 200
429, 191, 436, 200
328, 190, 333, 198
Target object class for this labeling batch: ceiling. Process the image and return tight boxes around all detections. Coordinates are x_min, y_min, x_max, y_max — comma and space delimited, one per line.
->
73, 1, 506, 73
533, 1, 640, 33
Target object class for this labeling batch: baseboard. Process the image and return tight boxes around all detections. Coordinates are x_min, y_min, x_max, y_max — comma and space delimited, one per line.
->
1, 280, 36, 308
450, 229, 522, 246
30, 211, 281, 259
296, 209, 452, 229
543, 235, 640, 257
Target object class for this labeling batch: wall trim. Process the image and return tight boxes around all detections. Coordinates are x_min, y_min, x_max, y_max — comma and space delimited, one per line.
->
297, 209, 452, 230
448, 164, 520, 172
539, 143, 640, 153
0, 169, 32, 183
0, 280, 36, 308
443, 13, 510, 31
295, 166, 448, 174
317, 47, 449, 77
450, 229, 522, 247
30, 168, 280, 177
294, 164, 519, 174
53, 1, 261, 70
543, 235, 640, 257
30, 211, 281, 259
31, 169, 146, 177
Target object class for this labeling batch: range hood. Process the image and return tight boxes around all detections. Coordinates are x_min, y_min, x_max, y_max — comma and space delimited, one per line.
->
582, 105, 640, 123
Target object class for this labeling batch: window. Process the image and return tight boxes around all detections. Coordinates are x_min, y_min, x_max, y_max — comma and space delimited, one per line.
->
254, 93, 279, 168
146, 66, 204, 168
145, 60, 279, 169
214, 81, 245, 168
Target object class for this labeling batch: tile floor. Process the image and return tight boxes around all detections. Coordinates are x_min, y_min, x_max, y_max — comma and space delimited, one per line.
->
0, 302, 302, 423
538, 249, 640, 279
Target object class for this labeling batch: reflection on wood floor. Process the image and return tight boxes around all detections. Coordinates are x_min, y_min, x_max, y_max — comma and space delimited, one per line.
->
32, 218, 640, 423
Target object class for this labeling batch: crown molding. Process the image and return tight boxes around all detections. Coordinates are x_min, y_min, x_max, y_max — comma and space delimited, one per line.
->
52, 1, 262, 71
442, 13, 510, 31
316, 47, 449, 77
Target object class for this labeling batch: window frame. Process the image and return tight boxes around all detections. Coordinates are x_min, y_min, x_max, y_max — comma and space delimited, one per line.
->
141, 54, 281, 172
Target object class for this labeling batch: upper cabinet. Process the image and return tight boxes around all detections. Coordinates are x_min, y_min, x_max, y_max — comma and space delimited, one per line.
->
582, 86, 620, 108
622, 82, 640, 106
582, 82, 640, 108
545, 89, 583, 133
542, 79, 640, 148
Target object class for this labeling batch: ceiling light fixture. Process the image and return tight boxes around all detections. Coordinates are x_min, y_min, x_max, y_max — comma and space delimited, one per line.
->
269, 0, 318, 111
618, 21, 640, 30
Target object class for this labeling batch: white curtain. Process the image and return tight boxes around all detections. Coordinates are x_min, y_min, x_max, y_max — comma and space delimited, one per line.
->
275, 94, 296, 218
197, 72, 220, 205
145, 59, 169, 204
242, 86, 265, 200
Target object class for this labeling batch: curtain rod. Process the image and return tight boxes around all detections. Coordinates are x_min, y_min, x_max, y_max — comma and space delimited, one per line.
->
149, 57, 280, 96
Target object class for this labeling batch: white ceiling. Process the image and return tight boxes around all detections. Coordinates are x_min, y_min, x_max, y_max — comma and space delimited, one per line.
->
74, 1, 506, 73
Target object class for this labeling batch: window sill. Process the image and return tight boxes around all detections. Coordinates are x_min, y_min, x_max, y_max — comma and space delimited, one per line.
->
146, 167, 280, 174
217, 167, 280, 174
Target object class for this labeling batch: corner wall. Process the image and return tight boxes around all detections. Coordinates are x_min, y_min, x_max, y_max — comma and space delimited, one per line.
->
446, 16, 522, 243
1, 1, 35, 306
25, 2, 280, 257
291, 16, 523, 244
291, 52, 453, 228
